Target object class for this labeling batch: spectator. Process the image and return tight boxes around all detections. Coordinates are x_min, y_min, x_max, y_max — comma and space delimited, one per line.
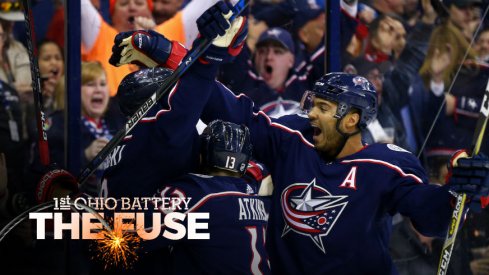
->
23, 40, 64, 146
82, 0, 222, 96
444, 0, 482, 41
37, 40, 64, 114
0, 12, 31, 102
345, 58, 409, 147
42, 62, 123, 195
0, 79, 28, 198
474, 27, 489, 62
345, 0, 439, 152
418, 22, 488, 157
251, 0, 357, 69
81, 0, 154, 96
291, 9, 326, 84
366, 14, 407, 62
220, 27, 309, 118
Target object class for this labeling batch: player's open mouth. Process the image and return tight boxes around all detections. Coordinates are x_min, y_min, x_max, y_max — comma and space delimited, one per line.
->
312, 125, 322, 141
313, 126, 321, 136
128, 16, 135, 25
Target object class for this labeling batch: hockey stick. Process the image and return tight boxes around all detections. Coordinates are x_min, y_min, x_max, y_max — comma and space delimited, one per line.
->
77, 0, 248, 185
437, 80, 489, 275
22, 0, 50, 166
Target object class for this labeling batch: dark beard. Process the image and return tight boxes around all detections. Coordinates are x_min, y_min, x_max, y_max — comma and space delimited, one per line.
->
318, 130, 347, 162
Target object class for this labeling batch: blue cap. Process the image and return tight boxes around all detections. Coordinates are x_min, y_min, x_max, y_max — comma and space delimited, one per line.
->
256, 27, 295, 53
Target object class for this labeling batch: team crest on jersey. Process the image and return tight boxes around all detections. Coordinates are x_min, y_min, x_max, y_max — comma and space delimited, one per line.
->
281, 179, 348, 253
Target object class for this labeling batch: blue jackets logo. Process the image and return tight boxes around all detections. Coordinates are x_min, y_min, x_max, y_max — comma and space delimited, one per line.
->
281, 179, 348, 253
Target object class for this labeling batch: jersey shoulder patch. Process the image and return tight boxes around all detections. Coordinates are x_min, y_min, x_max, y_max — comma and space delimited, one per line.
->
386, 144, 411, 153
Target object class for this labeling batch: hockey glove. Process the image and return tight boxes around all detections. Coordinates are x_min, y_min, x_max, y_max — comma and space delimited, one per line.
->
36, 169, 79, 203
446, 150, 489, 212
194, 1, 248, 64
109, 30, 187, 69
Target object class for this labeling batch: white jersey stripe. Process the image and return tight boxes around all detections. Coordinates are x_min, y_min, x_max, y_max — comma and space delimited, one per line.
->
341, 159, 423, 184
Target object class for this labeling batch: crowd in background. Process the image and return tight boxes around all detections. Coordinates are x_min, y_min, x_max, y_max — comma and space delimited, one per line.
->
0, 0, 488, 274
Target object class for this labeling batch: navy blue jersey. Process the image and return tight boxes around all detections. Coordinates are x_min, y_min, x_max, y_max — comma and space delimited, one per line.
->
101, 63, 217, 198
146, 174, 270, 275
200, 82, 455, 274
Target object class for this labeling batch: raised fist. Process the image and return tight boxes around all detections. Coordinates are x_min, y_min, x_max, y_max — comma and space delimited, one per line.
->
195, 1, 248, 64
110, 30, 186, 69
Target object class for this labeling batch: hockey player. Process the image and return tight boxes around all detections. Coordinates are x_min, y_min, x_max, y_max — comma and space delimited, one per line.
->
35, 1, 248, 201
111, 8, 489, 273
141, 120, 270, 274
199, 73, 489, 274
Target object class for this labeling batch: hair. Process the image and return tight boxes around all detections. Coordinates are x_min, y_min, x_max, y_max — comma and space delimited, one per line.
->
38, 39, 64, 60
81, 61, 106, 85
0, 19, 13, 50
109, 0, 153, 16
367, 14, 406, 55
419, 22, 477, 87
54, 74, 65, 111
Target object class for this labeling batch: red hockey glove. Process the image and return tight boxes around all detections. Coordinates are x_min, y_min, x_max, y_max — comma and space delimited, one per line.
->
446, 150, 489, 212
109, 30, 187, 69
36, 169, 79, 203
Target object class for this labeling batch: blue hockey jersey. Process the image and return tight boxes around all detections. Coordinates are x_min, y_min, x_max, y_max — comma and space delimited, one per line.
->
101, 63, 218, 198
200, 81, 455, 274
145, 173, 270, 275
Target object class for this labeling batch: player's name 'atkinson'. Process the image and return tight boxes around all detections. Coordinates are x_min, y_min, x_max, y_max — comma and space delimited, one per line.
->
238, 198, 268, 221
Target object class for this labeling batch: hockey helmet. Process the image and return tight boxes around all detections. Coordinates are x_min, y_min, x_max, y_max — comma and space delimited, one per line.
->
201, 120, 253, 175
301, 72, 377, 129
117, 67, 173, 116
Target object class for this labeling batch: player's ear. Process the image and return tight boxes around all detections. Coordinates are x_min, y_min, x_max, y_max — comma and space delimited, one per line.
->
343, 111, 360, 133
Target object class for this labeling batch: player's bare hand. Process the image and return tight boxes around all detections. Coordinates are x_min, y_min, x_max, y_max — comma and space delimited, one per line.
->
84, 138, 109, 161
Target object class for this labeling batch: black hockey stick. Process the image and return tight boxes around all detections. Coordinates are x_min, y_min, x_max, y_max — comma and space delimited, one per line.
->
77, 0, 248, 185
22, 0, 50, 166
437, 80, 489, 275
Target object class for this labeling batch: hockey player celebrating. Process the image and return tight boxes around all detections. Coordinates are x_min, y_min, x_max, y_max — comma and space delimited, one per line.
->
198, 72, 489, 274
109, 3, 489, 274
141, 120, 270, 274
35, 1, 248, 201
